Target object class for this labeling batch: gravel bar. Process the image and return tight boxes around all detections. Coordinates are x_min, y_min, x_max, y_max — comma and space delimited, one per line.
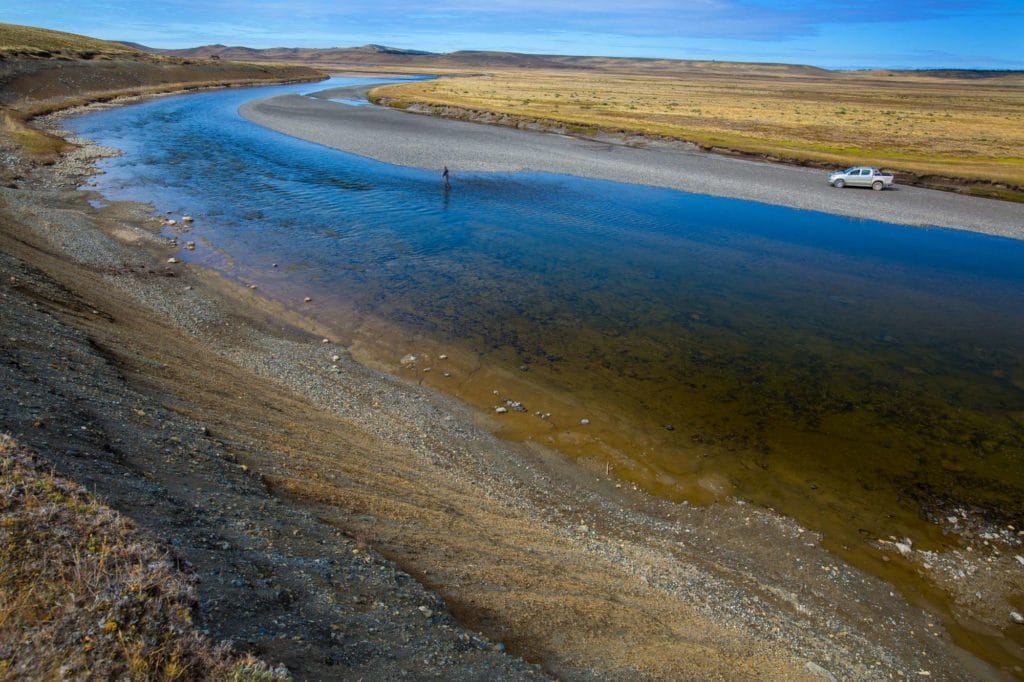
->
241, 84, 1024, 239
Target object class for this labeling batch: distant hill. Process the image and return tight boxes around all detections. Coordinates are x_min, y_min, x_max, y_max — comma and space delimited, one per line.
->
128, 42, 840, 77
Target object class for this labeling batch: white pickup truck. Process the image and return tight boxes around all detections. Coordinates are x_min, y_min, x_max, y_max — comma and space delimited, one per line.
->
828, 166, 894, 190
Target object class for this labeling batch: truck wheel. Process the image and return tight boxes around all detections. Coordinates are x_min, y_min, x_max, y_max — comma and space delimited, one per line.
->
872, 181, 883, 191
833, 179, 845, 188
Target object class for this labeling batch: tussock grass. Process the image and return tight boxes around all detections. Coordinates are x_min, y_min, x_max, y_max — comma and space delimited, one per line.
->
0, 109, 70, 158
373, 69, 1024, 189
0, 435, 288, 680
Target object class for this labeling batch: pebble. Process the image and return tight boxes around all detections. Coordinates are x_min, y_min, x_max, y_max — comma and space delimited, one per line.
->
400, 354, 417, 366
304, 296, 312, 302
248, 284, 257, 290
580, 418, 590, 426
185, 241, 195, 250
321, 338, 330, 344
495, 407, 508, 414
1011, 611, 1024, 625
805, 661, 837, 681
438, 354, 448, 360
331, 355, 341, 362
182, 215, 193, 222
167, 257, 178, 264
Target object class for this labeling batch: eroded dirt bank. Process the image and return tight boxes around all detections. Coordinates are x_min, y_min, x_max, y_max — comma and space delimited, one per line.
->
0, 65, 1013, 679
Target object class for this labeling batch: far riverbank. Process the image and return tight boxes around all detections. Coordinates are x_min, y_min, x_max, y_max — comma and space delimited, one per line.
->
241, 84, 1024, 239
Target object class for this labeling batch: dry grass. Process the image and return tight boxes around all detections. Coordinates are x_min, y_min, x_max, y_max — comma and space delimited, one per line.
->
0, 22, 140, 57
0, 109, 70, 158
372, 68, 1024, 189
0, 435, 288, 681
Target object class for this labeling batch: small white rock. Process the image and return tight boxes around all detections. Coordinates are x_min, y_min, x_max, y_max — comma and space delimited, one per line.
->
321, 338, 330, 344
303, 296, 312, 303
439, 354, 448, 360
400, 354, 416, 366
580, 418, 590, 426
894, 541, 913, 558
182, 215, 193, 222
495, 407, 508, 414
331, 354, 340, 362
166, 257, 178, 264
248, 284, 257, 289
1012, 611, 1024, 625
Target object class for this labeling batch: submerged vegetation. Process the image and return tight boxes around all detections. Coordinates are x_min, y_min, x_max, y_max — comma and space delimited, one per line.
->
372, 68, 1024, 196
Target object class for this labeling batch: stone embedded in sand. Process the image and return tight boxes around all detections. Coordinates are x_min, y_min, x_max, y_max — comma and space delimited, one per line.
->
185, 241, 195, 250
167, 257, 179, 264
331, 354, 340, 363
303, 296, 312, 303
1011, 611, 1024, 625
166, 219, 177, 226
321, 338, 330, 344
248, 284, 257, 289
400, 354, 416, 366
580, 418, 590, 426
182, 215, 193, 222
438, 354, 448, 360
495, 406, 508, 414
805, 662, 837, 681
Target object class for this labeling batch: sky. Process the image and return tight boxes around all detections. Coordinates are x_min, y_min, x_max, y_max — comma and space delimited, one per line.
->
7, 0, 1024, 70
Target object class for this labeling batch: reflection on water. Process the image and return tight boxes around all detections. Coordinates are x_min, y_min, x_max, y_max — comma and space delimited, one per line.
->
68, 78, 1024, 557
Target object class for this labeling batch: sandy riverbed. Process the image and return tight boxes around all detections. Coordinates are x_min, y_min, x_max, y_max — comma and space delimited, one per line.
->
0, 89, 1015, 678
240, 84, 1024, 239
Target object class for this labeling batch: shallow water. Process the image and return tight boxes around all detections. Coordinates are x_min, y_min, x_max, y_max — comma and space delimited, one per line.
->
67, 77, 1024, 559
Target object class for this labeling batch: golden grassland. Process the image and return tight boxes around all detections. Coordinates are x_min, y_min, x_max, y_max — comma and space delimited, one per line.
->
0, 22, 140, 57
0, 436, 286, 680
372, 68, 1024, 191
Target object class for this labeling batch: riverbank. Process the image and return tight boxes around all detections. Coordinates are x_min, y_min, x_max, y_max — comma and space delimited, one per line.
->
1, 73, 1017, 679
240, 84, 1024, 239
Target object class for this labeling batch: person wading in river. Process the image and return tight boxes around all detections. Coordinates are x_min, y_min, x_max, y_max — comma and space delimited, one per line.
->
442, 166, 451, 191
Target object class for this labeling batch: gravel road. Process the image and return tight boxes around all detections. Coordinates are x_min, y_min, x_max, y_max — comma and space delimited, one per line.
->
240, 85, 1024, 239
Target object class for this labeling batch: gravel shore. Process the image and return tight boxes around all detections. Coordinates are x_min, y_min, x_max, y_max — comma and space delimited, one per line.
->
241, 85, 1024, 239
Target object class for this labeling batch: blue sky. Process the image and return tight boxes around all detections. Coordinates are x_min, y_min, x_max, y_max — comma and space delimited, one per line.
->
8, 1, 1023, 69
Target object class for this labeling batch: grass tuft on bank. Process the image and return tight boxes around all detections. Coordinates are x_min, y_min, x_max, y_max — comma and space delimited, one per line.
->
0, 435, 288, 680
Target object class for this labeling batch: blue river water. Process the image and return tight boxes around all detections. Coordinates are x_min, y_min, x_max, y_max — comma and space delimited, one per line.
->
66, 77, 1024, 554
